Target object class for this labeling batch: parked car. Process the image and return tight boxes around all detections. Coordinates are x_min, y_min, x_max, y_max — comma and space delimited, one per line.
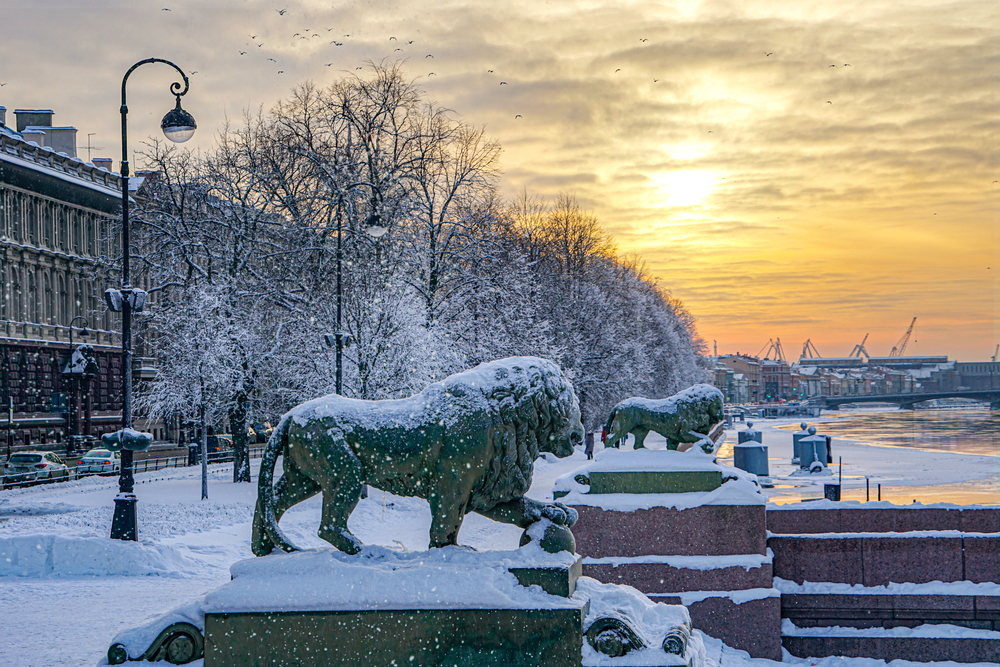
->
206, 435, 233, 453
3, 451, 71, 486
77, 448, 122, 476
249, 422, 273, 443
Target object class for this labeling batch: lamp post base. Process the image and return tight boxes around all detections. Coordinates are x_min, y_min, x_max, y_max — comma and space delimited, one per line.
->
110, 493, 138, 541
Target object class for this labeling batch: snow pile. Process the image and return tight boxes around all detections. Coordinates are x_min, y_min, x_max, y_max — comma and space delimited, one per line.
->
767, 499, 1000, 510
554, 447, 765, 510
105, 597, 207, 663
774, 578, 1000, 596
0, 534, 203, 577
781, 618, 1000, 639
663, 587, 781, 607
207, 543, 581, 613
584, 447, 728, 473
578, 576, 703, 666
584, 552, 773, 572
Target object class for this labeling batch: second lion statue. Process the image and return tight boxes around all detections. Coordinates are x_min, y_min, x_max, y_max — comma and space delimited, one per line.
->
252, 357, 585, 556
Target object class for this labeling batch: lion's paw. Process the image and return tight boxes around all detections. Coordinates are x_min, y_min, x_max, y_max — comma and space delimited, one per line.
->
539, 502, 578, 527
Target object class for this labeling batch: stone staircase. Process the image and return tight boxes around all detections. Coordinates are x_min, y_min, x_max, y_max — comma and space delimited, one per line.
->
767, 504, 1000, 662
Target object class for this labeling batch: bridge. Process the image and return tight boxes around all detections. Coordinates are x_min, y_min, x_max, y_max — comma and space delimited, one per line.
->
815, 389, 1000, 411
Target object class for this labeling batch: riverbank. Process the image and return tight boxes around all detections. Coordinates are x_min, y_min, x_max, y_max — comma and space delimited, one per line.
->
715, 410, 999, 506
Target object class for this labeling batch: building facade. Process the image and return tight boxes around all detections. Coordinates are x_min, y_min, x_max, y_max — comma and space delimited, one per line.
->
1, 106, 125, 453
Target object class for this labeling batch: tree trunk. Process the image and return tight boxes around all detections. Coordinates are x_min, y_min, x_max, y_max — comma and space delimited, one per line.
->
199, 400, 208, 500
229, 390, 251, 483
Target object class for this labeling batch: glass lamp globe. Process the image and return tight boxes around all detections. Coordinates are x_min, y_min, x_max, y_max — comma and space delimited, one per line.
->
161, 98, 197, 143
364, 213, 388, 238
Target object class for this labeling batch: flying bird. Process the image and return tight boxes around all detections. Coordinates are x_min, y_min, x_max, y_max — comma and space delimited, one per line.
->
293, 32, 300, 36
640, 38, 648, 42
829, 64, 837, 67
389, 36, 397, 41
312, 34, 320, 37
332, 41, 342, 45
190, 71, 198, 74
325, 63, 333, 66
499, 81, 507, 85
408, 40, 414, 44
653, 78, 659, 82
239, 51, 247, 55
278, 70, 284, 73
515, 114, 522, 118
426, 54, 433, 58
826, 100, 833, 104
356, 66, 363, 70
843, 63, 851, 67
394, 48, 402, 51
0, 83, 6, 87
277, 8, 286, 15
257, 43, 264, 47
615, 68, 621, 72
487, 69, 493, 73
428, 72, 436, 76
765, 52, 773, 56
162, 7, 170, 10
250, 35, 257, 39
268, 58, 276, 62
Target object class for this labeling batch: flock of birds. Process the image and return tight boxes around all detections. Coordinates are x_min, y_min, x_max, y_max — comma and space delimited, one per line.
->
150, 7, 858, 119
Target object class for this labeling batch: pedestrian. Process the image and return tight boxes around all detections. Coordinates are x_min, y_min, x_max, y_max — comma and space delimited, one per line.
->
585, 432, 595, 460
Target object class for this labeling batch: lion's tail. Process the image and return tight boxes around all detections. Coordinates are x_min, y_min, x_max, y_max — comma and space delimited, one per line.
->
257, 417, 300, 554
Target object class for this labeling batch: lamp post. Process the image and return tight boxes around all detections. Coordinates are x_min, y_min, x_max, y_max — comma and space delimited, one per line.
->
108, 58, 196, 542
67, 316, 89, 445
330, 205, 387, 396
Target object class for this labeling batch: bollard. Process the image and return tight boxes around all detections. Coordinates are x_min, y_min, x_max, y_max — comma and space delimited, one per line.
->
792, 423, 810, 464
799, 433, 828, 470
738, 421, 762, 444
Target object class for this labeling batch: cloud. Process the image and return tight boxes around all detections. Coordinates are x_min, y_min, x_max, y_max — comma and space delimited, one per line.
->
2, 0, 993, 359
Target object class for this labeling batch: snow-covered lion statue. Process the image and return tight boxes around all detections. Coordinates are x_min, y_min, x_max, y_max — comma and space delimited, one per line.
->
603, 384, 725, 450
252, 357, 585, 556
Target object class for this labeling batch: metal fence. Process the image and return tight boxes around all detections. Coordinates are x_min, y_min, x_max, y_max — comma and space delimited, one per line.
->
2, 446, 266, 489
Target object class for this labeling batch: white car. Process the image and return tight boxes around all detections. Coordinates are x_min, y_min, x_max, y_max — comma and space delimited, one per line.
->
3, 451, 71, 486
77, 448, 122, 476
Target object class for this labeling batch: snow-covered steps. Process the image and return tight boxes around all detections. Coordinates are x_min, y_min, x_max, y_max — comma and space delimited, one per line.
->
561, 450, 781, 660
767, 503, 1000, 661
781, 619, 1000, 662
768, 531, 998, 586
766, 502, 1000, 535
777, 579, 1000, 633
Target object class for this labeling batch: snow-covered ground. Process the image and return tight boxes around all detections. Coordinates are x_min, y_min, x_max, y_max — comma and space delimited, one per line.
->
0, 425, 995, 666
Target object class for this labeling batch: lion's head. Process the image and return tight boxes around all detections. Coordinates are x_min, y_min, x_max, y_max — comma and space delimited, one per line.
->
451, 357, 583, 512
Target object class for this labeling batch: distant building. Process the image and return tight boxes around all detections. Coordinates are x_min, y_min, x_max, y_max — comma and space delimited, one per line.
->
0, 106, 125, 451
717, 354, 762, 402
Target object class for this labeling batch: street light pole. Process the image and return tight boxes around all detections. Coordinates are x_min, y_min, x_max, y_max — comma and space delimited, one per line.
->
109, 58, 196, 542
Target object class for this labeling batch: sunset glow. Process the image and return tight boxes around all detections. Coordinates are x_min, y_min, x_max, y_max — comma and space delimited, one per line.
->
3, 0, 994, 360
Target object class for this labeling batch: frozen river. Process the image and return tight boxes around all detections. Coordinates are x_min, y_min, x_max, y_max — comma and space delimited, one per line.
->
780, 406, 998, 457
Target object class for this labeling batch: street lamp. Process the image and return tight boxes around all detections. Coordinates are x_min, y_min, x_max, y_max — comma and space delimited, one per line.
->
68, 316, 89, 347
331, 208, 387, 396
106, 58, 196, 542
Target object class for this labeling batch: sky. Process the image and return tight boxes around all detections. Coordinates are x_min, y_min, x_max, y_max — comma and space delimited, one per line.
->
2, 0, 996, 362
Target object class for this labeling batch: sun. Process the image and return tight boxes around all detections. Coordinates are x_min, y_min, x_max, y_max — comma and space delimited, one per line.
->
651, 170, 717, 208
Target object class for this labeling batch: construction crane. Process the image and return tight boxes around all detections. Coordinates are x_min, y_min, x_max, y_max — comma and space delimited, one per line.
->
889, 317, 917, 357
992, 345, 999, 362
848, 333, 870, 360
800, 339, 823, 359
757, 338, 787, 363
